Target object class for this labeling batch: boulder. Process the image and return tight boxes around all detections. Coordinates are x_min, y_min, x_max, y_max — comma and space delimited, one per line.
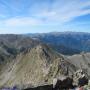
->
53, 76, 73, 90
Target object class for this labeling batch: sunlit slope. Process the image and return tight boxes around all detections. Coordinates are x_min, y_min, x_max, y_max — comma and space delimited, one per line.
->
67, 53, 90, 77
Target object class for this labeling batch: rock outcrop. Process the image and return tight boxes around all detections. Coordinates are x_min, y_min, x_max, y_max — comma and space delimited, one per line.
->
52, 69, 88, 90
73, 69, 88, 86
53, 76, 73, 89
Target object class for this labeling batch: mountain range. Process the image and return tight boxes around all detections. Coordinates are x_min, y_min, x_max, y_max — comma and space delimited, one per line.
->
27, 32, 90, 55
0, 32, 90, 89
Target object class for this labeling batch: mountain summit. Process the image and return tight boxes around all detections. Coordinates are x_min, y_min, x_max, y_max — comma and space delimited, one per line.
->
0, 42, 76, 89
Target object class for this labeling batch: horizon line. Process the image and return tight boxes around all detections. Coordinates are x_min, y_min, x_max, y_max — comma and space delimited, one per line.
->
0, 31, 90, 34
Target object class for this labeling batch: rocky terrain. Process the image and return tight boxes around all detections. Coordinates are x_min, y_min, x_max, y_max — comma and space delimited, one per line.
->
0, 33, 90, 89
0, 44, 75, 89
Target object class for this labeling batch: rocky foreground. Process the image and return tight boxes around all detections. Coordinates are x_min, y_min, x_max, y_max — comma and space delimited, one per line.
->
0, 69, 89, 90
23, 72, 89, 90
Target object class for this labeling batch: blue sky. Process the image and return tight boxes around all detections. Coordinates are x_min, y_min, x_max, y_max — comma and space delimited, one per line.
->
0, 0, 90, 34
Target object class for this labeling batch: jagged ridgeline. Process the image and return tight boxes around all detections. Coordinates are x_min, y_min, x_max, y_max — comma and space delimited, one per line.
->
0, 34, 76, 88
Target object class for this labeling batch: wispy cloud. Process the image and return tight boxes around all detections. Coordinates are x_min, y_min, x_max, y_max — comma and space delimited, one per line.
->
2, 17, 43, 26
0, 0, 90, 33
32, 0, 90, 24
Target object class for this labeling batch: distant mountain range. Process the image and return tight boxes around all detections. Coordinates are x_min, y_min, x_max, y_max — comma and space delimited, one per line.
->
27, 32, 90, 55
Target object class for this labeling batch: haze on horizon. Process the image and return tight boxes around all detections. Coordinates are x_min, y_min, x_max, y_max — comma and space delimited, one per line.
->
0, 0, 90, 34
